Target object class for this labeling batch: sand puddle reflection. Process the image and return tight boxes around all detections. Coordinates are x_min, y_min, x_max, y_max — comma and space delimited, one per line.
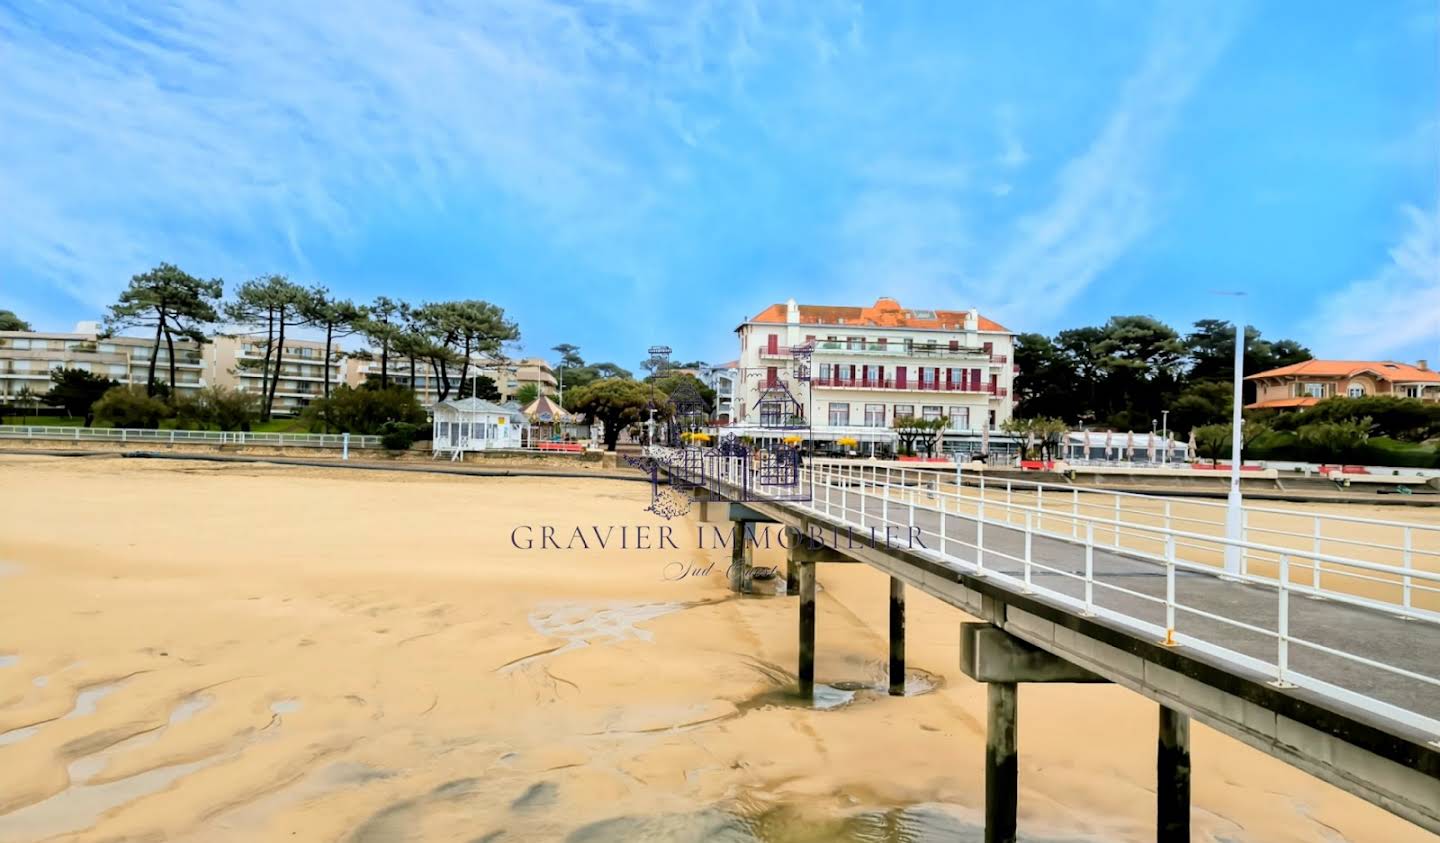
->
0, 678, 127, 747
566, 800, 1100, 842
0, 693, 220, 842
736, 657, 943, 713
499, 601, 720, 673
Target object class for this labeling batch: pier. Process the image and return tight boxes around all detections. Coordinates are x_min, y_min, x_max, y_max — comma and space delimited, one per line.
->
676, 457, 1440, 842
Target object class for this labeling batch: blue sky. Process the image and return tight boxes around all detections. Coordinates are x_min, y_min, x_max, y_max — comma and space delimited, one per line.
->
2, 1, 1436, 369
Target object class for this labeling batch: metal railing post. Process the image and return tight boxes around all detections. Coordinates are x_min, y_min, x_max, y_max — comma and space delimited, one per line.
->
1274, 553, 1293, 687
1402, 527, 1414, 615
1071, 488, 1079, 538
940, 493, 949, 557
1311, 517, 1323, 595
976, 489, 986, 573
1165, 533, 1177, 642
1036, 485, 1043, 532
1083, 522, 1095, 615
1241, 509, 1251, 576
1023, 511, 1033, 593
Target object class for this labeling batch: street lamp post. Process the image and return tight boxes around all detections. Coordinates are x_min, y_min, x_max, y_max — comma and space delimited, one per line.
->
1208, 291, 1247, 576
1161, 409, 1169, 466
1224, 320, 1245, 574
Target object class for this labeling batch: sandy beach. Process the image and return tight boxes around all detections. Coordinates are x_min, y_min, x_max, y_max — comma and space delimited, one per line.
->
0, 453, 1434, 842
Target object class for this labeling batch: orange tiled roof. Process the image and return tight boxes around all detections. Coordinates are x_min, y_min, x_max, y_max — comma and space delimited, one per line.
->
1245, 359, 1440, 384
1245, 397, 1320, 410
748, 298, 1010, 333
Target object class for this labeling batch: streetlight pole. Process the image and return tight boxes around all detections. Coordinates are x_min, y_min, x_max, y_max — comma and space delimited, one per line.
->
1225, 320, 1245, 574
1161, 410, 1169, 466
1208, 291, 1247, 576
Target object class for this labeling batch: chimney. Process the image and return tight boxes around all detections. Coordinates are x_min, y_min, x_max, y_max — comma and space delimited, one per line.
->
786, 298, 799, 324
964, 308, 979, 332
1418, 359, 1429, 372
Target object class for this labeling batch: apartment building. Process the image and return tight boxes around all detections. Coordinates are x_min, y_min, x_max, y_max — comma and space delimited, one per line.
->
731, 297, 1017, 451
699, 361, 738, 423
217, 334, 350, 414
0, 323, 348, 415
1246, 359, 1440, 409
359, 355, 557, 405
0, 323, 208, 400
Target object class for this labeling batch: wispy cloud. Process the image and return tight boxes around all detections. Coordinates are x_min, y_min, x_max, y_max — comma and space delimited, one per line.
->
822, 3, 1240, 325
0, 0, 852, 317
983, 4, 1240, 323
995, 105, 1029, 169
1314, 203, 1440, 359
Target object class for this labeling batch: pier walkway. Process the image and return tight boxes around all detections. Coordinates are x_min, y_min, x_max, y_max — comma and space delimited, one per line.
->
671, 454, 1440, 841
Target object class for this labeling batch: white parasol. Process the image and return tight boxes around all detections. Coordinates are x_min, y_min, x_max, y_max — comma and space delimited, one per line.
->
1105, 430, 1114, 461
1146, 433, 1156, 464
1125, 431, 1135, 461
981, 422, 990, 456
1187, 429, 1197, 462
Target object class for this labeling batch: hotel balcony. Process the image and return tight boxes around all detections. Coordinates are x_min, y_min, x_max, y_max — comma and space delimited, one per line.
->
761, 342, 1006, 362
788, 376, 1008, 396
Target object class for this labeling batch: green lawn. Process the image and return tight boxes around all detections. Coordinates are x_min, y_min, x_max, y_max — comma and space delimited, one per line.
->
251, 418, 311, 433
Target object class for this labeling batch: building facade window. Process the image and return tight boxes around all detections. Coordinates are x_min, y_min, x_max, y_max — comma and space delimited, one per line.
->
922, 405, 942, 421
894, 403, 914, 420
949, 407, 969, 430
864, 404, 885, 427
1347, 384, 1364, 398
828, 402, 850, 426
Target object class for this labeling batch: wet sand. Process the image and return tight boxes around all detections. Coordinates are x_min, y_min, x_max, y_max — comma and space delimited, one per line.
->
0, 454, 1433, 842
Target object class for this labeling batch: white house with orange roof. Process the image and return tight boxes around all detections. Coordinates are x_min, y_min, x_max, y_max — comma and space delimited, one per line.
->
1245, 359, 1440, 409
729, 297, 1017, 454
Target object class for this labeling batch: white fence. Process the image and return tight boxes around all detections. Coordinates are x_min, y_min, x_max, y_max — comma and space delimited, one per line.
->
0, 425, 381, 449
687, 453, 1440, 736
801, 462, 1440, 735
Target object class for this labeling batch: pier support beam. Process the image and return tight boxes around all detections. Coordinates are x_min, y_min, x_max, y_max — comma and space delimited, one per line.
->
960, 623, 1106, 843
889, 577, 905, 695
986, 682, 1018, 843
730, 521, 752, 594
798, 560, 816, 699
1158, 706, 1191, 842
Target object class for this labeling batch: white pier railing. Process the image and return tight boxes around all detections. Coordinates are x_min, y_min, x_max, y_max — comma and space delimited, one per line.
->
688, 454, 1440, 738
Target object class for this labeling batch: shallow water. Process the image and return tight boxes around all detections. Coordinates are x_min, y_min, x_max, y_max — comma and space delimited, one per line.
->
0, 693, 222, 843
565, 802, 1103, 843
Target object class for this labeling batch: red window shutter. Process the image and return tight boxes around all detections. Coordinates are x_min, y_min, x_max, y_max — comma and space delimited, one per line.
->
990, 374, 998, 391
971, 368, 981, 390
949, 339, 959, 351
767, 334, 778, 354
983, 341, 992, 355
896, 366, 907, 388
878, 365, 885, 387
766, 366, 777, 386
945, 368, 953, 389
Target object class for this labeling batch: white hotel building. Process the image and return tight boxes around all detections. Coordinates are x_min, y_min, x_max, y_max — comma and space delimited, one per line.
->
730, 297, 1017, 453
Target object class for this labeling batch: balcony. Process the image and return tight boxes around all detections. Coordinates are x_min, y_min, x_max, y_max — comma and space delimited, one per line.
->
810, 376, 1002, 394
811, 341, 994, 359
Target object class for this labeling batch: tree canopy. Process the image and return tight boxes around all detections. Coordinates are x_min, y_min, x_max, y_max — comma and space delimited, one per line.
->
46, 367, 118, 425
0, 309, 30, 331
104, 263, 222, 399
1016, 316, 1311, 432
564, 378, 653, 451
